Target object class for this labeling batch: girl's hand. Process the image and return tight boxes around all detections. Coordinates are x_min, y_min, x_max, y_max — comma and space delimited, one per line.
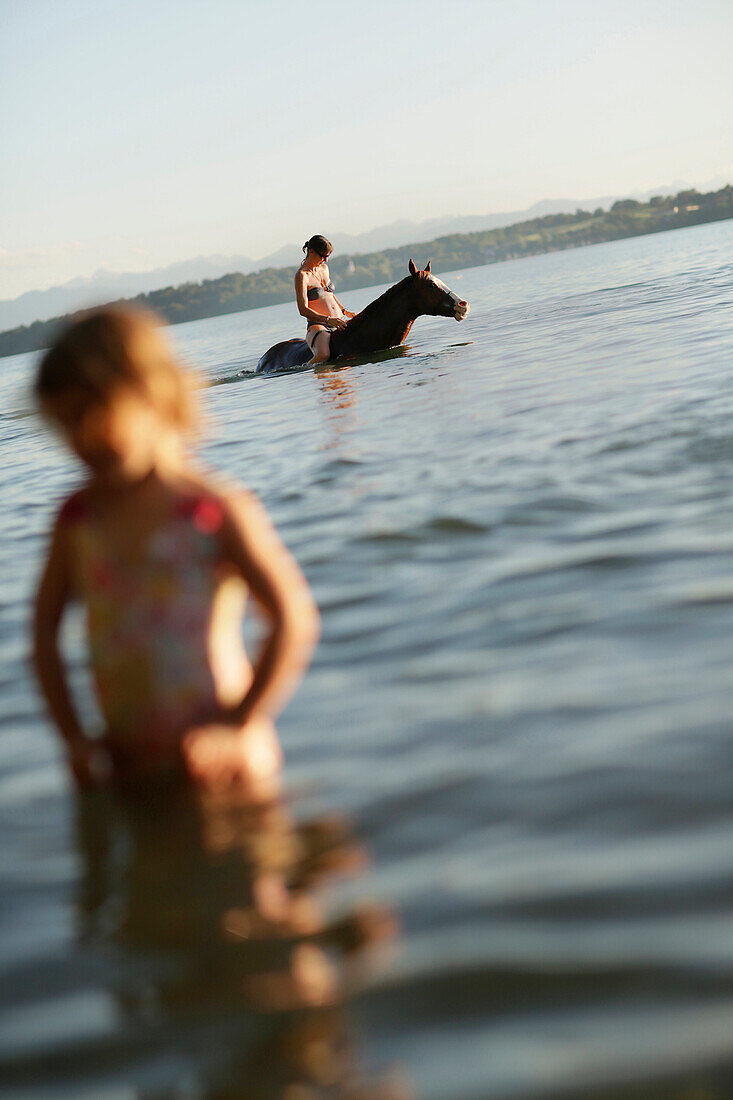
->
328, 317, 347, 330
182, 717, 282, 793
67, 738, 113, 788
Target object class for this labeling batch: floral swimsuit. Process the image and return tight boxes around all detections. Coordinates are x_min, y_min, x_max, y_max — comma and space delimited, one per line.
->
59, 491, 247, 764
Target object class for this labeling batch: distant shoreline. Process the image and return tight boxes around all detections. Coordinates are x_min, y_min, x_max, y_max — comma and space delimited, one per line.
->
2, 185, 731, 361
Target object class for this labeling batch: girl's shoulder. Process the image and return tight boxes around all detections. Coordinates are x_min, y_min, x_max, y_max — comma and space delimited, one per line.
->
174, 470, 279, 564
57, 486, 93, 525
178, 469, 267, 538
171, 469, 248, 535
175, 492, 225, 535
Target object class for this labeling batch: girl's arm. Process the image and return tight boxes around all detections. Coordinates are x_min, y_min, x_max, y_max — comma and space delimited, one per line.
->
33, 517, 108, 786
219, 490, 320, 724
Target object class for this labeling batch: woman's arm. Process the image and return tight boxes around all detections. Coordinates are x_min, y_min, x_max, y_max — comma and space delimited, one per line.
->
33, 517, 109, 786
334, 296, 357, 320
324, 268, 355, 319
294, 270, 347, 328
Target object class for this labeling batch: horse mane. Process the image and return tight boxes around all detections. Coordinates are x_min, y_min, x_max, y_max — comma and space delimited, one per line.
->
340, 275, 416, 343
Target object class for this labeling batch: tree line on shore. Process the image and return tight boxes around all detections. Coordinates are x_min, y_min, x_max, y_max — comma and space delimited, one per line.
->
2, 185, 732, 360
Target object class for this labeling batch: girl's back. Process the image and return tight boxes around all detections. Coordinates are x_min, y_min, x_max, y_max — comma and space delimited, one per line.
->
58, 473, 251, 768
32, 307, 319, 792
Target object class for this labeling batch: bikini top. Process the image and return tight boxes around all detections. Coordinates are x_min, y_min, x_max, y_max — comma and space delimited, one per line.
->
307, 281, 335, 301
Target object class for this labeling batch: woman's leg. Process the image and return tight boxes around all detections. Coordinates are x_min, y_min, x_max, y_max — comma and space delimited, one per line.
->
307, 327, 331, 365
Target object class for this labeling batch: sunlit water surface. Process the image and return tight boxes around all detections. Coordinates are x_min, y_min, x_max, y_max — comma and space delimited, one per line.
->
2, 221, 733, 1098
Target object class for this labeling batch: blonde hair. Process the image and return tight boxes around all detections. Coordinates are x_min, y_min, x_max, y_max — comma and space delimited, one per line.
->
35, 306, 197, 432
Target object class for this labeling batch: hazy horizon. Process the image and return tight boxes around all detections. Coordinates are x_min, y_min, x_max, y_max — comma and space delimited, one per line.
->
3, 178, 729, 300
2, 0, 731, 299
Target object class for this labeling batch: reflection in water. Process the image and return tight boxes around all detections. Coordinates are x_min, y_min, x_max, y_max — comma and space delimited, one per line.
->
316, 348, 411, 450
317, 365, 359, 452
76, 785, 408, 1099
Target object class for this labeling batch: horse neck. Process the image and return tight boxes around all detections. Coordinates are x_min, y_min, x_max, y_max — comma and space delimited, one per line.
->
332, 277, 421, 356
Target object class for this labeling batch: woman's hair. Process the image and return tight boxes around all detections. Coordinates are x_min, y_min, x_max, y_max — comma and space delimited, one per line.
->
303, 234, 332, 258
35, 306, 197, 432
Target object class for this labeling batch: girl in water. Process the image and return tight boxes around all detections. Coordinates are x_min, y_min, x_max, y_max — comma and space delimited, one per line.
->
32, 306, 319, 795
294, 234, 357, 365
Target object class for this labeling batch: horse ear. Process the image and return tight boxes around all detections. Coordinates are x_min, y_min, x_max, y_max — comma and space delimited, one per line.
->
425, 260, 431, 273
408, 258, 417, 275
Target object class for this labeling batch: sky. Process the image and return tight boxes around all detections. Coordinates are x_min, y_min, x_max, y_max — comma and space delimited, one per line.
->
1, 0, 732, 299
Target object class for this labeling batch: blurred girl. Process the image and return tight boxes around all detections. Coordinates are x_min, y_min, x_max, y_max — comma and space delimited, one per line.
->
32, 306, 319, 795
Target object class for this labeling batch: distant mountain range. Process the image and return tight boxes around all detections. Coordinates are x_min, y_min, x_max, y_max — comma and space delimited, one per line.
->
0, 185, 696, 330
4, 184, 731, 361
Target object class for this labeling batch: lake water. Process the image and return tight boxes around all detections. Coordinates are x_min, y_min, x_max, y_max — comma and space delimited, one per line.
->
2, 220, 733, 1098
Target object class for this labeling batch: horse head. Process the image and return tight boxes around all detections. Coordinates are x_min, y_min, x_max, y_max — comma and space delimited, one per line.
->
408, 258, 470, 322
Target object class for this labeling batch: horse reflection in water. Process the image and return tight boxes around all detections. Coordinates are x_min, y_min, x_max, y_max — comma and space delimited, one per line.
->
76, 786, 409, 1099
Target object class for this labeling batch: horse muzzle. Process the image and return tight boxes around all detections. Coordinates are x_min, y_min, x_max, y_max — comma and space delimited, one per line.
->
454, 299, 470, 321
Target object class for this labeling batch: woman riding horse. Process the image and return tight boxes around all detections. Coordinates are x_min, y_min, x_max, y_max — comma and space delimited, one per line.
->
258, 259, 470, 374
294, 235, 357, 365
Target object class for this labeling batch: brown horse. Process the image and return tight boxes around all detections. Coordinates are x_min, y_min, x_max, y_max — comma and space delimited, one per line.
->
256, 259, 470, 373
